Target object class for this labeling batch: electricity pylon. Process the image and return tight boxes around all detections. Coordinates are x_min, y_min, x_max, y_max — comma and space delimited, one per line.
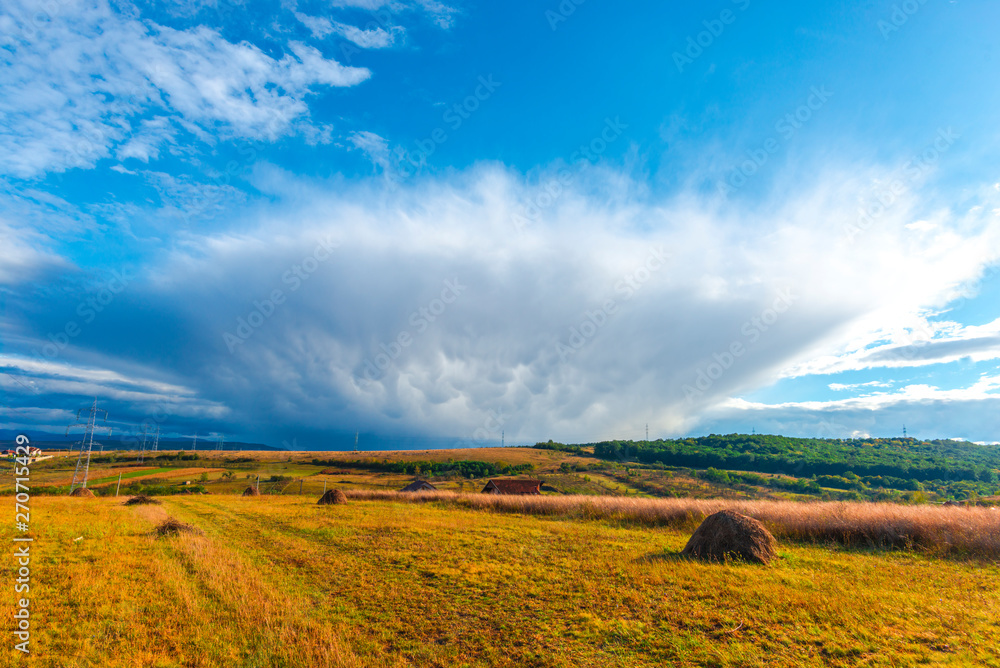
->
67, 398, 109, 492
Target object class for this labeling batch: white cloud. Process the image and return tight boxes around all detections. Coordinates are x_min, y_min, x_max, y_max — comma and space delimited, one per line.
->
48, 161, 993, 443
335, 21, 403, 48
321, 0, 458, 29
828, 380, 894, 391
783, 317, 1000, 378
116, 116, 176, 162
0, 221, 69, 285
0, 355, 193, 396
709, 375, 1000, 441
0, 354, 229, 433
347, 130, 392, 169
295, 11, 403, 47
0, 0, 370, 178
729, 374, 1000, 413
5, 146, 1000, 442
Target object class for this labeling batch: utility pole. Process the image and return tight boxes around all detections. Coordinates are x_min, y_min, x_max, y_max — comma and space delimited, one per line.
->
354, 431, 359, 452
501, 430, 504, 448
67, 398, 109, 493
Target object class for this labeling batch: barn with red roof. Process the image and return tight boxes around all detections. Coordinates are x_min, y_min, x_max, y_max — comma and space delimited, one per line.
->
481, 479, 542, 495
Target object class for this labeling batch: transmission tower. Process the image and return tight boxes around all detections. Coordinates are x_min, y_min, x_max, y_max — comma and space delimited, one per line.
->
137, 424, 148, 464
216, 434, 225, 451
67, 398, 110, 492
192, 431, 198, 451
152, 425, 160, 452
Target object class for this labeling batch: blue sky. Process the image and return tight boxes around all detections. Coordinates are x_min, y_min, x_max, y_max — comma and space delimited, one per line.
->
2, 0, 1000, 448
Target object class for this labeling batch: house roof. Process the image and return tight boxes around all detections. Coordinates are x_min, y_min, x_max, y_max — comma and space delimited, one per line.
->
400, 480, 437, 492
482, 479, 542, 494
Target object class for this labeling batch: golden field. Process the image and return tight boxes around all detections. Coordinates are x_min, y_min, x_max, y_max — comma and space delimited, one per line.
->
2, 493, 999, 667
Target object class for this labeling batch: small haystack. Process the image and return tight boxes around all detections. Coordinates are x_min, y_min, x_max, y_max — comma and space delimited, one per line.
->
681, 510, 778, 565
70, 487, 95, 498
242, 486, 261, 497
123, 494, 160, 506
317, 488, 348, 505
154, 518, 203, 537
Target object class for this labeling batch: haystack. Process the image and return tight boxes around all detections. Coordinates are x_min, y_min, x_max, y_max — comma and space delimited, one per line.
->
70, 487, 95, 498
317, 488, 348, 505
681, 510, 778, 565
123, 494, 160, 506
154, 518, 203, 537
242, 486, 261, 497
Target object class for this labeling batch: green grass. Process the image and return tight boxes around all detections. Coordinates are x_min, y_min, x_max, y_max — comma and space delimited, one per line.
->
86, 467, 178, 485
3, 496, 999, 667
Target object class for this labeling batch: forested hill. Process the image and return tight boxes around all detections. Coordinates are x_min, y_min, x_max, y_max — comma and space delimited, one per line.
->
589, 434, 1000, 484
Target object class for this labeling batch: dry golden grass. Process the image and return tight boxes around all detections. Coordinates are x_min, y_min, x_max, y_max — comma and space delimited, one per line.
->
343, 490, 1000, 557
3, 496, 1000, 667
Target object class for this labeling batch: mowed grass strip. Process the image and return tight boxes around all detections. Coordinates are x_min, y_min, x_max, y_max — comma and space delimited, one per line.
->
3, 496, 999, 667
0, 498, 373, 668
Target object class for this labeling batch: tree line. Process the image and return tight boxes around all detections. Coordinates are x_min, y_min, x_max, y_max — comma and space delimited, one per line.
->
311, 458, 534, 478
590, 434, 1000, 484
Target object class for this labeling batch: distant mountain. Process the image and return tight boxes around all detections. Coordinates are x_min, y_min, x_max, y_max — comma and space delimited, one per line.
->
0, 430, 283, 451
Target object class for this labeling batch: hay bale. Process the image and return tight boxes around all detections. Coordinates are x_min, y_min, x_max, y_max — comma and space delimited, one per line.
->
242, 486, 261, 497
70, 487, 95, 498
317, 488, 348, 505
123, 494, 160, 506
681, 510, 778, 565
154, 518, 203, 537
